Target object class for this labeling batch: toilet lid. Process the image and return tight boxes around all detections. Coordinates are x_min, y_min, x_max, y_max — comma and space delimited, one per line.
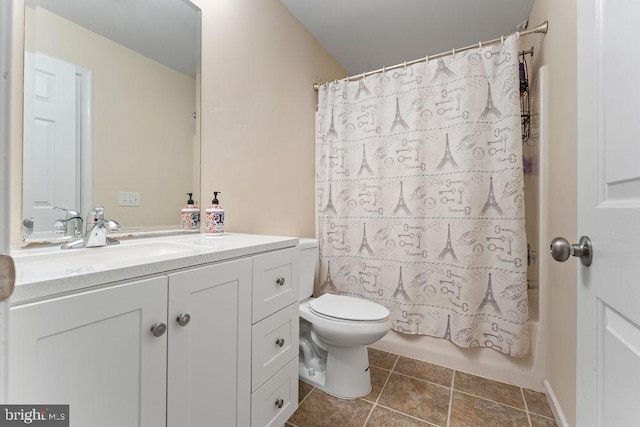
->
309, 294, 390, 321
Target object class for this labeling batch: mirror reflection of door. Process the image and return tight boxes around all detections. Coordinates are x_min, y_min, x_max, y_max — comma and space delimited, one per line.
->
23, 52, 91, 238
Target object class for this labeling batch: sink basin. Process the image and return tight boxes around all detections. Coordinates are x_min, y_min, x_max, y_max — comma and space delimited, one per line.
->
13, 241, 204, 284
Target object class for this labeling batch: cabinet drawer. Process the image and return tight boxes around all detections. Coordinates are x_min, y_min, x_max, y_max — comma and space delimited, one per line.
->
252, 247, 299, 323
251, 356, 299, 427
252, 303, 299, 391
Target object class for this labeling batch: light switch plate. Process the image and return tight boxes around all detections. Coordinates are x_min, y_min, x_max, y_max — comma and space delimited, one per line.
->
118, 191, 140, 207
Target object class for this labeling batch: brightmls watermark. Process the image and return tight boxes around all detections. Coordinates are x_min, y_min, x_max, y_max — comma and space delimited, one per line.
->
0, 406, 68, 426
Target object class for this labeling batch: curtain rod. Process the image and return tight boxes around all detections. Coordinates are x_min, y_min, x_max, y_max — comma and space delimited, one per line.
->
313, 20, 548, 92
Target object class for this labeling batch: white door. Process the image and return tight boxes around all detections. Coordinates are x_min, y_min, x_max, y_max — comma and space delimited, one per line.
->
577, 1, 640, 426
9, 277, 168, 427
167, 259, 252, 427
23, 52, 77, 235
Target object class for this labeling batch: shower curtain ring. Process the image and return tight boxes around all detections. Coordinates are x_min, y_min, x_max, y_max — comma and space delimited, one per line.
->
382, 66, 386, 74
501, 35, 504, 44
346, 75, 350, 82
452, 48, 456, 57
425, 54, 429, 63
516, 31, 520, 39
403, 61, 407, 69
478, 41, 482, 49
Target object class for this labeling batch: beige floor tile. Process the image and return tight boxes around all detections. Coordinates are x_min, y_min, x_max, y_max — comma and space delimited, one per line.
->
365, 405, 431, 426
454, 371, 525, 409
394, 356, 453, 387
530, 414, 558, 427
368, 348, 399, 370
288, 388, 373, 427
449, 392, 529, 427
362, 367, 391, 402
299, 380, 314, 403
378, 373, 450, 426
523, 389, 555, 418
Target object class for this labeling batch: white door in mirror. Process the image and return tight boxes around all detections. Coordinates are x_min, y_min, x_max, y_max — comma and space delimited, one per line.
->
23, 52, 78, 235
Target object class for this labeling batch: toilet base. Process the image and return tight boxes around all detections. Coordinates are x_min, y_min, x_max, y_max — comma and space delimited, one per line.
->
299, 345, 372, 399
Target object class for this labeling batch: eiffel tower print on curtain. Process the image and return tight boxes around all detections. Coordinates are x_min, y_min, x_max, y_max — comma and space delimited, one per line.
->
479, 83, 502, 119
437, 224, 459, 262
325, 109, 339, 141
320, 261, 338, 293
323, 184, 338, 214
358, 223, 375, 256
436, 134, 459, 170
393, 181, 411, 215
477, 273, 502, 316
358, 144, 374, 176
354, 79, 371, 100
432, 58, 456, 81
390, 98, 410, 132
392, 266, 411, 302
480, 176, 503, 215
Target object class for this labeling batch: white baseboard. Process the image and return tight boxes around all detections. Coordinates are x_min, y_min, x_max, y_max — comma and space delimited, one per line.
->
543, 380, 569, 427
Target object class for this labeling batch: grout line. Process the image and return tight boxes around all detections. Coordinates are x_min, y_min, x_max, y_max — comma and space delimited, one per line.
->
446, 370, 456, 427
373, 402, 441, 427
455, 389, 529, 414
520, 387, 533, 427
298, 385, 316, 407
388, 369, 452, 391
362, 363, 394, 426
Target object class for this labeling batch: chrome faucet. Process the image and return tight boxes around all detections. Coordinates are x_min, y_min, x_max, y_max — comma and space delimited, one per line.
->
61, 206, 120, 249
53, 207, 83, 237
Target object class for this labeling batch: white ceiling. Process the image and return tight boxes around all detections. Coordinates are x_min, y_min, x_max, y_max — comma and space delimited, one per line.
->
30, 0, 200, 76
280, 0, 536, 75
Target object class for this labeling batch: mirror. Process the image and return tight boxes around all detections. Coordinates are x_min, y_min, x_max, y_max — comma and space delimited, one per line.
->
22, 0, 201, 242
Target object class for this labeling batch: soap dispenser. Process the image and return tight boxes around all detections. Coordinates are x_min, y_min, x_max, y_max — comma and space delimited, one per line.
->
181, 193, 200, 231
204, 191, 224, 235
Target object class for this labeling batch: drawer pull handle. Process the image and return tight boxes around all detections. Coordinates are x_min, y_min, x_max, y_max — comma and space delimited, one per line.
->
276, 338, 285, 347
276, 277, 286, 286
275, 398, 284, 409
150, 322, 167, 337
176, 313, 191, 326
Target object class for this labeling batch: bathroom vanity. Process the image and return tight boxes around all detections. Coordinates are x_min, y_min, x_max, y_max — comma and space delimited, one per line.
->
8, 233, 300, 427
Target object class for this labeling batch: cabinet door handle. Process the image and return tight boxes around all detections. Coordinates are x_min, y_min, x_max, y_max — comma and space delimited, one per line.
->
275, 398, 284, 409
176, 313, 191, 326
275, 338, 285, 347
276, 277, 286, 286
150, 322, 167, 337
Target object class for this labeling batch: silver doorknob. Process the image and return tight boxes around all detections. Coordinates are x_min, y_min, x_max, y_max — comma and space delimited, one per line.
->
276, 277, 286, 286
176, 313, 191, 326
276, 338, 285, 347
550, 236, 593, 267
150, 322, 167, 337
275, 398, 284, 409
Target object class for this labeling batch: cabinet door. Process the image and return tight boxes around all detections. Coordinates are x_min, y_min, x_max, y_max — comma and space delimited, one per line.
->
9, 277, 168, 427
167, 258, 252, 427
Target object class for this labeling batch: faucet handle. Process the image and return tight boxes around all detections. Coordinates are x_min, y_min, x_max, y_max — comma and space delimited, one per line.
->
86, 206, 105, 224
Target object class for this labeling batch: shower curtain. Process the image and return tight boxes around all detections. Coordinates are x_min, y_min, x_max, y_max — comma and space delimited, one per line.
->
316, 35, 529, 357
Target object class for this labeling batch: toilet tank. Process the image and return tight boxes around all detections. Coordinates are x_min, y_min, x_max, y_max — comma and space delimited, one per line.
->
298, 238, 319, 300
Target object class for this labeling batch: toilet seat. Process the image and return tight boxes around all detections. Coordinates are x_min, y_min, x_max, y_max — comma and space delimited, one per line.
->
309, 294, 390, 322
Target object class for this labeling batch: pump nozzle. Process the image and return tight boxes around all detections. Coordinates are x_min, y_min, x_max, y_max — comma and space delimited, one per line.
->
186, 192, 195, 205
212, 191, 221, 204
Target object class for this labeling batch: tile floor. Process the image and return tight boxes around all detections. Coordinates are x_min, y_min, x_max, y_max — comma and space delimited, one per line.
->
287, 348, 557, 427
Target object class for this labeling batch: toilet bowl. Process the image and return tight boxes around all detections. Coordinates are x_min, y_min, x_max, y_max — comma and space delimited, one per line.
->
297, 239, 391, 399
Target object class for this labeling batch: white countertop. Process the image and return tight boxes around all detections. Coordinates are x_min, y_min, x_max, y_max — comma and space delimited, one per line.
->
10, 233, 299, 305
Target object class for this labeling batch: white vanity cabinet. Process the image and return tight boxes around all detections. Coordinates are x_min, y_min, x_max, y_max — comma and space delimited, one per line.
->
8, 276, 170, 427
9, 258, 253, 427
250, 248, 300, 427
8, 236, 300, 427
167, 258, 251, 427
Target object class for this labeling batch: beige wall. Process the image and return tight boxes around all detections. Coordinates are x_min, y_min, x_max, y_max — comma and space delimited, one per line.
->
25, 7, 196, 229
193, 0, 346, 238
527, 0, 578, 425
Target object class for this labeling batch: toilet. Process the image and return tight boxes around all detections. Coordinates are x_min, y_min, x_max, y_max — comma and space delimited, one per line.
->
298, 238, 391, 399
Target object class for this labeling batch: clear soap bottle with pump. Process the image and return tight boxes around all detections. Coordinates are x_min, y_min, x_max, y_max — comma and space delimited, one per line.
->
181, 192, 200, 231
204, 191, 224, 235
